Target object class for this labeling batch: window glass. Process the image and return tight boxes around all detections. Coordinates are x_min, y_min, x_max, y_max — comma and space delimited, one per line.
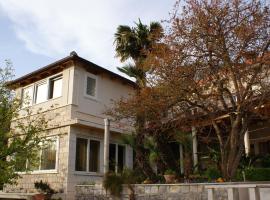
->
86, 76, 96, 97
49, 75, 62, 99
75, 138, 88, 171
22, 86, 33, 107
118, 145, 125, 172
109, 144, 116, 172
89, 140, 100, 172
40, 139, 57, 170
35, 82, 47, 104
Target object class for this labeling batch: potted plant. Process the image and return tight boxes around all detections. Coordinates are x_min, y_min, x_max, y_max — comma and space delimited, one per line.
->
33, 180, 56, 200
164, 169, 176, 183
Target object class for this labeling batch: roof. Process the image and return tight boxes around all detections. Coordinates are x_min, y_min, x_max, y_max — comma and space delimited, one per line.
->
6, 51, 137, 89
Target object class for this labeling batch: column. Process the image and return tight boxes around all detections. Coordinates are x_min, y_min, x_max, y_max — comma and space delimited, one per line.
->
244, 130, 250, 156
179, 143, 184, 174
192, 126, 198, 172
104, 118, 110, 174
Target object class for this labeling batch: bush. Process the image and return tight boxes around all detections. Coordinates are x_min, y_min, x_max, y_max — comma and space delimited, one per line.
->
164, 169, 176, 175
103, 172, 123, 197
238, 168, 270, 181
205, 167, 221, 181
260, 155, 270, 168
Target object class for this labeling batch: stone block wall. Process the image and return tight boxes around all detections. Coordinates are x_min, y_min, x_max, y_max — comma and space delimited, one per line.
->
75, 184, 227, 200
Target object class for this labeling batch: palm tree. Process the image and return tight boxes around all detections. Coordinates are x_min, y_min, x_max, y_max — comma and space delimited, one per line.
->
114, 19, 163, 181
114, 19, 163, 87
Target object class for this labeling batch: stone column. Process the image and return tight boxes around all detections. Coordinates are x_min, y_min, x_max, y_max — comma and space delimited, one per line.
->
192, 126, 198, 172
179, 143, 184, 174
244, 130, 250, 156
104, 119, 110, 174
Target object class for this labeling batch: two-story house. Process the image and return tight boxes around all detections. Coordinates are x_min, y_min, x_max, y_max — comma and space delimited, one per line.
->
4, 51, 135, 199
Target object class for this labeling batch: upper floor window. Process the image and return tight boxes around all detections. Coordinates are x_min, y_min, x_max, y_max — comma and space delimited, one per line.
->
35, 81, 47, 104
49, 75, 63, 99
85, 74, 97, 98
21, 74, 63, 107
21, 86, 33, 108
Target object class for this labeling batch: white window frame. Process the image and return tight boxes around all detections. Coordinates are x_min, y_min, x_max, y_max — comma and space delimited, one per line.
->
34, 80, 48, 104
109, 143, 126, 173
84, 72, 98, 100
75, 136, 101, 173
18, 136, 59, 174
48, 74, 63, 100
20, 73, 63, 108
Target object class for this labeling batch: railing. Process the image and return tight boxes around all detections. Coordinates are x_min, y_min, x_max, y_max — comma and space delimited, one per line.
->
206, 183, 270, 200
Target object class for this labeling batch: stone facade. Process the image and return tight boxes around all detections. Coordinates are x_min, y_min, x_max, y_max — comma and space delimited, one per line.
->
75, 184, 217, 200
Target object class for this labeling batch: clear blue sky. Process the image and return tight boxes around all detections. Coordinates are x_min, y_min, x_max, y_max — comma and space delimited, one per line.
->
0, 0, 176, 78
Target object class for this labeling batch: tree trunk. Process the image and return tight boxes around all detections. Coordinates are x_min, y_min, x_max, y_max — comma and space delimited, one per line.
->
217, 116, 247, 180
135, 115, 157, 181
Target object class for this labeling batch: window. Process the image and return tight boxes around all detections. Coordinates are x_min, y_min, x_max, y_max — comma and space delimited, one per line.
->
26, 137, 58, 171
40, 140, 57, 170
85, 75, 96, 98
109, 144, 126, 173
21, 86, 33, 107
75, 137, 100, 172
75, 138, 88, 171
89, 140, 100, 172
49, 75, 63, 99
35, 81, 47, 104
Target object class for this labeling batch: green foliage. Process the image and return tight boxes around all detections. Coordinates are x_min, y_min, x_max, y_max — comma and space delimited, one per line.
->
103, 168, 139, 197
103, 173, 123, 197
260, 155, 270, 168
0, 63, 48, 188
164, 169, 176, 175
236, 168, 270, 181
34, 180, 56, 195
205, 167, 221, 181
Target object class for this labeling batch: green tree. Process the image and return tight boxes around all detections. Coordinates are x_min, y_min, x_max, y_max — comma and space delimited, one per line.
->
114, 19, 164, 180
0, 62, 47, 188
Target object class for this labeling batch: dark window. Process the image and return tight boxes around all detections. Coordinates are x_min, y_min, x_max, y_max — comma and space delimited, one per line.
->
75, 138, 88, 171
86, 76, 96, 97
109, 144, 116, 172
48, 75, 62, 99
118, 145, 125, 172
89, 140, 100, 172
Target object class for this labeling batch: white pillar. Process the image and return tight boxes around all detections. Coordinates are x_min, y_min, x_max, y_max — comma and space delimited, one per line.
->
208, 188, 214, 200
249, 187, 260, 200
179, 143, 184, 174
104, 118, 110, 174
244, 130, 250, 156
192, 126, 198, 172
227, 188, 239, 200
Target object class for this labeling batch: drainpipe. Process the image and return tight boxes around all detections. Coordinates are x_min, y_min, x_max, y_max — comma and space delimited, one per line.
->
244, 130, 250, 156
104, 119, 110, 174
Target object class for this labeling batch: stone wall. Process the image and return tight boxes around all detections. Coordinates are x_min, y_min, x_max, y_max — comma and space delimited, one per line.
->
75, 184, 227, 200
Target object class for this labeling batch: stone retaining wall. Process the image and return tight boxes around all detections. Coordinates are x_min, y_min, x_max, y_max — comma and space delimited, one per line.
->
75, 183, 227, 200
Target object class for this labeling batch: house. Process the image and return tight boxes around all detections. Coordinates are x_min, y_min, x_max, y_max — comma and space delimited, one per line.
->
4, 51, 136, 199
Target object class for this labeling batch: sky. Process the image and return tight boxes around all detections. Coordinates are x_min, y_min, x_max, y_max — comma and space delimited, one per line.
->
0, 0, 176, 79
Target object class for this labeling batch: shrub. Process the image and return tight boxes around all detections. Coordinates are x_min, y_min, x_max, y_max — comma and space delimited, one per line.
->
205, 167, 221, 181
34, 180, 56, 195
260, 155, 270, 168
238, 168, 270, 181
103, 172, 123, 197
164, 169, 176, 175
